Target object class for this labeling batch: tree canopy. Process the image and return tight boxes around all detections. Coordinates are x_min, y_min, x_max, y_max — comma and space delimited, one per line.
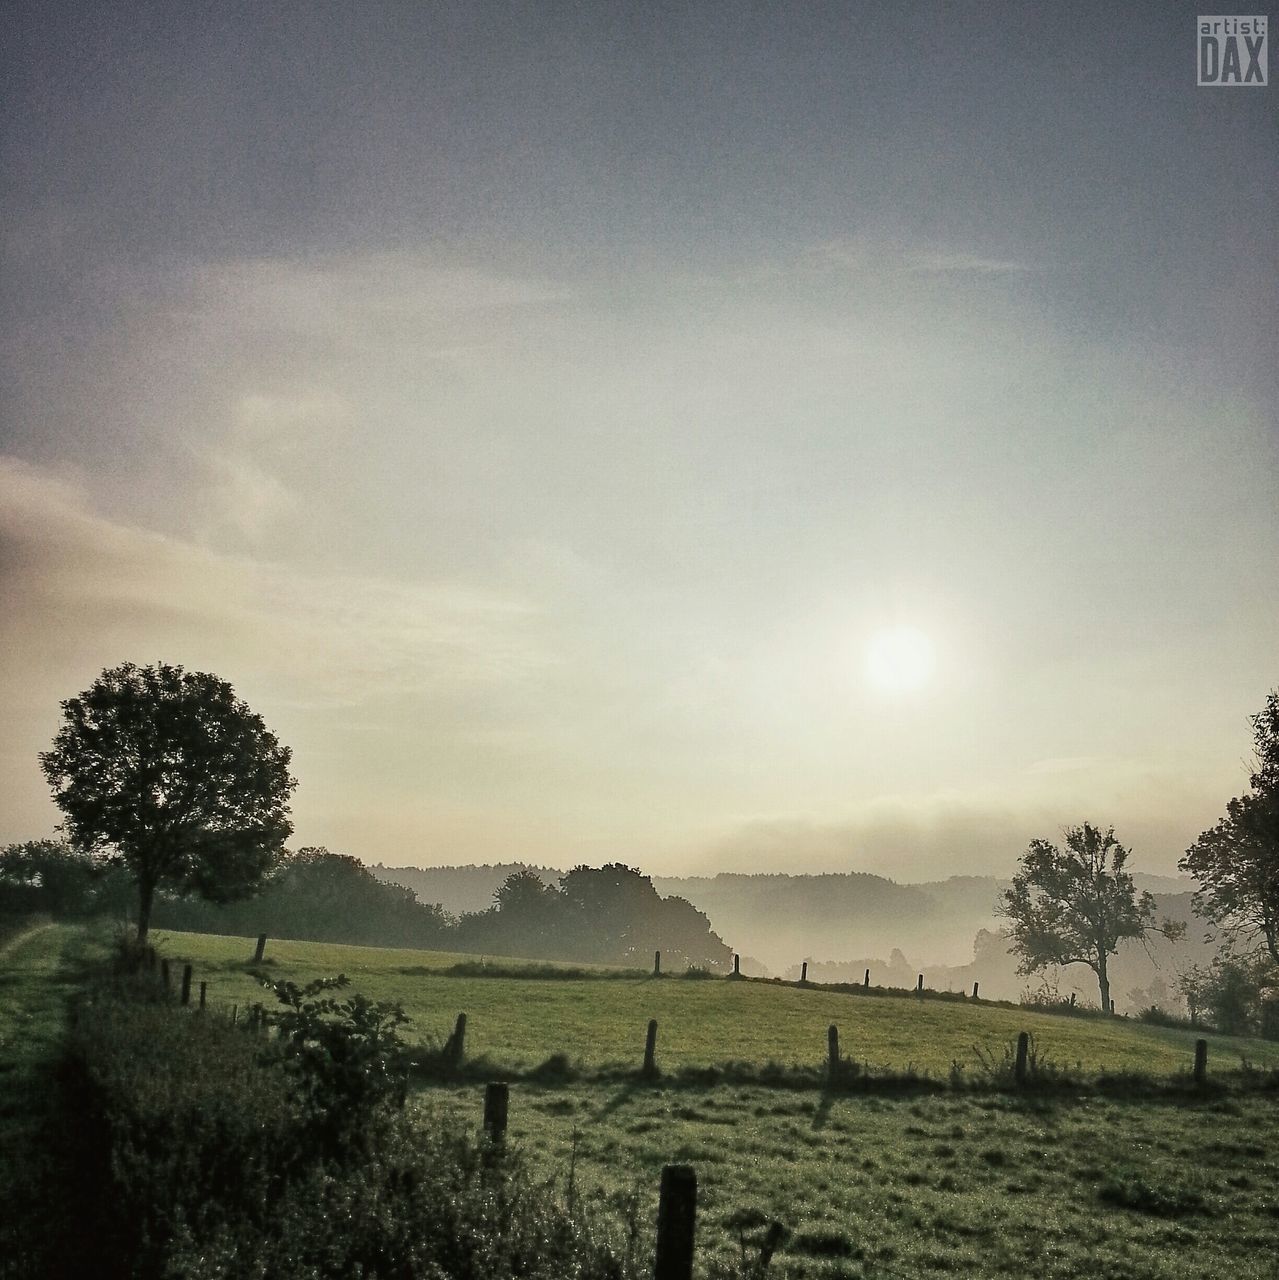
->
1181, 689, 1279, 966
458, 863, 732, 969
998, 823, 1177, 1013
40, 662, 296, 941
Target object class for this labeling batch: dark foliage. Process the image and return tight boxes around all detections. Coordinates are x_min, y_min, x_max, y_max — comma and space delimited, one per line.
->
457, 863, 732, 970
39, 662, 296, 942
1182, 689, 1279, 966
23, 967, 643, 1280
152, 845, 456, 948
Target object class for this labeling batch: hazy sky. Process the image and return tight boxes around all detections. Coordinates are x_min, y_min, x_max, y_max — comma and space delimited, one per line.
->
2, 2, 1275, 879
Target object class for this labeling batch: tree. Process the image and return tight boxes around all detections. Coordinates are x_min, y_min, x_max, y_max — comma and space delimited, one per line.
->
998, 823, 1178, 1014
1181, 689, 1279, 966
40, 662, 296, 943
0, 839, 99, 916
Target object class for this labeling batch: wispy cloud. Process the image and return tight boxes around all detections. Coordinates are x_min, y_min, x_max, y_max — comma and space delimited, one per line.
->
905, 251, 1036, 275
0, 455, 545, 712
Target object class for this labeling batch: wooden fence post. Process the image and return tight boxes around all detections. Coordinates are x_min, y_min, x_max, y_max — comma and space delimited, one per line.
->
1109, 999, 1115, 1015
827, 1024, 839, 1079
231, 1004, 238, 1026
917, 974, 924, 995
448, 1013, 467, 1067
644, 1019, 659, 1077
484, 1082, 509, 1142
971, 981, 979, 999
199, 981, 207, 1010
733, 953, 740, 977
1014, 1031, 1029, 1085
254, 933, 267, 962
864, 968, 870, 988
800, 961, 808, 983
759, 1222, 786, 1268
653, 1164, 696, 1280
180, 964, 193, 1007
1194, 1038, 1208, 1086
1070, 992, 1076, 1008
654, 950, 661, 976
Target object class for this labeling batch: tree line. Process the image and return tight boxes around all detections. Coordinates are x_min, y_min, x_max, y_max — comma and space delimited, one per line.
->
9, 661, 1278, 1029
0, 841, 731, 970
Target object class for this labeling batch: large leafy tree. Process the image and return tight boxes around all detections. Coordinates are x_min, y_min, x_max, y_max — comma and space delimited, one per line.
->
999, 823, 1177, 1014
40, 662, 296, 942
1181, 690, 1279, 966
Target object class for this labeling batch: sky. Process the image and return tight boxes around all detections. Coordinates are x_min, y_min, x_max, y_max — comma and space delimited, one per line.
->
2, 1, 1275, 880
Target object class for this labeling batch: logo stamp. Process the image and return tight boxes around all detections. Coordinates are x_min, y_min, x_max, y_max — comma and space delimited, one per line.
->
1198, 16, 1268, 85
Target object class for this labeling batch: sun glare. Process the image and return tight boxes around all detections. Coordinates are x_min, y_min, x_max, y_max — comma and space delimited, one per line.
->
865, 626, 936, 694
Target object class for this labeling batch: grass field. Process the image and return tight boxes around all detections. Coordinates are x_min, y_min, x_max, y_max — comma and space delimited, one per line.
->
158, 929, 1279, 1078
5, 926, 1278, 1278
418, 1079, 1279, 1279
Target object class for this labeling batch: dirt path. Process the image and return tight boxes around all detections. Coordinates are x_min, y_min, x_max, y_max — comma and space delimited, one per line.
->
0, 920, 58, 965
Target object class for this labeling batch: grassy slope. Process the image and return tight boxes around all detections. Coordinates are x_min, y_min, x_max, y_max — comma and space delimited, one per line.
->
159, 930, 1279, 1076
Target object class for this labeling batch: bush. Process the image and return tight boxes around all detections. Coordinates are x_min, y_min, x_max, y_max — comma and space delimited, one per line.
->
50, 969, 649, 1280
254, 974, 410, 1156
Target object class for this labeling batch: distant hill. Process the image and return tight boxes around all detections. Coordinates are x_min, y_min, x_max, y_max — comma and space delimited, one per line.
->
369, 863, 1205, 1007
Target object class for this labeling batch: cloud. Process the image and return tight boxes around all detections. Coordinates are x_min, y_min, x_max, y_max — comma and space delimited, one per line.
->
797, 239, 1037, 280
0, 454, 544, 713
177, 253, 572, 343
199, 389, 352, 544
696, 786, 1199, 882
904, 251, 1035, 275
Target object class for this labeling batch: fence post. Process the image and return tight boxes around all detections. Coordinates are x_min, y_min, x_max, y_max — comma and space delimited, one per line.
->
864, 968, 870, 988
1109, 999, 1115, 1015
644, 1019, 659, 1077
1070, 992, 1076, 1008
733, 953, 740, 977
1014, 1031, 1029, 1085
917, 974, 924, 996
254, 933, 268, 962
449, 1013, 467, 1067
199, 981, 207, 1010
653, 1164, 696, 1280
654, 950, 661, 976
484, 1082, 509, 1142
800, 961, 808, 984
827, 1024, 839, 1079
231, 1004, 238, 1026
1193, 1038, 1208, 1086
972, 981, 979, 1000
180, 964, 193, 1007
760, 1221, 786, 1268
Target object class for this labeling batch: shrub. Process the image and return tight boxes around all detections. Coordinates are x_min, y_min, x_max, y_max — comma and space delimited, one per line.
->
253, 974, 410, 1156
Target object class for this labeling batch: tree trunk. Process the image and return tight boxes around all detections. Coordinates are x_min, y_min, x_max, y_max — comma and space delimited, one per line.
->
1097, 953, 1111, 1015
136, 876, 155, 945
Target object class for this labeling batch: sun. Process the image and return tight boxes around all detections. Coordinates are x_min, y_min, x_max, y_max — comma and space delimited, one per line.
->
865, 625, 936, 694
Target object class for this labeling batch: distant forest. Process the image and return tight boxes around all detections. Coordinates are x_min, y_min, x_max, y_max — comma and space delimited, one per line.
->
0, 843, 731, 971
372, 862, 1203, 1011
3, 841, 1206, 1012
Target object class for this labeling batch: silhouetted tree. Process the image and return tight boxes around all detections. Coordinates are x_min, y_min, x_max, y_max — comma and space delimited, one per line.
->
999, 823, 1180, 1014
1181, 690, 1279, 965
152, 846, 456, 949
40, 662, 296, 942
488, 868, 565, 956
0, 839, 98, 916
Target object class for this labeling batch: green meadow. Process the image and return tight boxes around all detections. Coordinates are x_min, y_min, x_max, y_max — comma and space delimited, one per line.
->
4, 926, 1278, 1278
420, 1080, 1279, 1280
160, 929, 1279, 1078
